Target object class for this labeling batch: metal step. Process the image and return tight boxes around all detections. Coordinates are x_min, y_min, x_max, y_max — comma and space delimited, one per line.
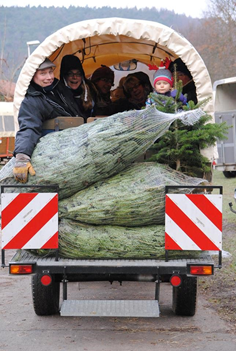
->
60, 300, 159, 317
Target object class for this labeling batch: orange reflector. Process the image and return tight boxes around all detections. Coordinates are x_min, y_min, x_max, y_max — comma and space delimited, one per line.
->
10, 264, 33, 274
41, 275, 52, 286
170, 275, 182, 287
189, 265, 213, 275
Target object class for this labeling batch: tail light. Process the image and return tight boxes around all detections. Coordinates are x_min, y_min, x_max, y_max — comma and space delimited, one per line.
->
188, 265, 213, 276
10, 264, 33, 274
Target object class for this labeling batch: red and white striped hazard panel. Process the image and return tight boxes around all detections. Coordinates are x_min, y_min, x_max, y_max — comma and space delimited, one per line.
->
165, 194, 222, 251
1, 193, 58, 250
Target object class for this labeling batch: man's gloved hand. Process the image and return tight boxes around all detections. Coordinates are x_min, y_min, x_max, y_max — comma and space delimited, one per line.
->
13, 153, 36, 183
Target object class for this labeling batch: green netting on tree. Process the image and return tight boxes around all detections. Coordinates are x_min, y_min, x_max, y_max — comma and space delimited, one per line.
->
59, 162, 208, 226
0, 106, 204, 199
28, 218, 207, 260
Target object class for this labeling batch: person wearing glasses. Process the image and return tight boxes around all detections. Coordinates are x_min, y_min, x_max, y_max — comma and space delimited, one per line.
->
122, 72, 153, 109
93, 71, 153, 116
13, 58, 81, 184
60, 55, 96, 121
90, 65, 115, 116
109, 72, 153, 114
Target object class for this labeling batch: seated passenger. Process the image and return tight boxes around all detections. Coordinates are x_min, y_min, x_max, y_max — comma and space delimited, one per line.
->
60, 55, 96, 121
121, 71, 153, 109
13, 58, 81, 183
169, 58, 197, 104
146, 63, 187, 107
111, 76, 127, 102
100, 71, 153, 115
90, 65, 115, 115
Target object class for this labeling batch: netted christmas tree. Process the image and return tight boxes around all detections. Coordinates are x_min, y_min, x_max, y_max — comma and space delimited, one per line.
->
146, 79, 228, 178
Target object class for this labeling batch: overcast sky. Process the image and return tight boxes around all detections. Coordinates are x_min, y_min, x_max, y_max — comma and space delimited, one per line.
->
0, 0, 208, 18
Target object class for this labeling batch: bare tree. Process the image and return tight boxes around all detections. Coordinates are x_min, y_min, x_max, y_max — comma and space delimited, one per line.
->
0, 18, 25, 101
203, 0, 236, 22
184, 0, 236, 82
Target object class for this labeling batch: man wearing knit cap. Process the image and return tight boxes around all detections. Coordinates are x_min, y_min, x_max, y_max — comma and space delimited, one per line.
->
13, 57, 81, 183
146, 62, 187, 107
90, 65, 115, 115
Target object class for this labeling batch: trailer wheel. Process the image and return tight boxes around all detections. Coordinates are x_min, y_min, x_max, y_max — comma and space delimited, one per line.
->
223, 171, 236, 178
32, 274, 60, 316
172, 276, 197, 316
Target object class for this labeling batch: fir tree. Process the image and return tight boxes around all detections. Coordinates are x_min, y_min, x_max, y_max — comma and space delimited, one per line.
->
146, 82, 229, 178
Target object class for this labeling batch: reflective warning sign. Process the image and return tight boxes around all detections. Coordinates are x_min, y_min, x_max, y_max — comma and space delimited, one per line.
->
1, 193, 58, 249
165, 194, 222, 251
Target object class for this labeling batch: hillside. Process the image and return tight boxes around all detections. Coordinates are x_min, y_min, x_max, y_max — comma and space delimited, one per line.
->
0, 6, 199, 81
0, 5, 235, 85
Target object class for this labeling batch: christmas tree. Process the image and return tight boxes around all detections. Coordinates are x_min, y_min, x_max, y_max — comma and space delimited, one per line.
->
146, 81, 228, 179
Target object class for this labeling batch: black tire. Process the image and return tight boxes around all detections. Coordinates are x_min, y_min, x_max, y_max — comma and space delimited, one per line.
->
223, 171, 236, 178
32, 274, 60, 316
172, 276, 197, 316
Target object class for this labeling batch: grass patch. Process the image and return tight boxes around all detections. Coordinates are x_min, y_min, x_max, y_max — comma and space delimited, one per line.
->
212, 169, 236, 223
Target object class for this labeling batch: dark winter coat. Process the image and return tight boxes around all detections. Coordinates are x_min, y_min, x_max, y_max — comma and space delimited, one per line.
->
60, 55, 97, 120
182, 80, 197, 104
92, 92, 113, 116
14, 78, 81, 157
93, 96, 146, 116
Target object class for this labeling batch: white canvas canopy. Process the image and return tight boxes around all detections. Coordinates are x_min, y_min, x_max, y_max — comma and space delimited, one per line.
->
13, 17, 216, 159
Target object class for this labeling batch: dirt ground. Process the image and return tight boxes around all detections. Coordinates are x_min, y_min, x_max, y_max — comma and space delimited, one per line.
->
201, 170, 236, 331
198, 219, 236, 331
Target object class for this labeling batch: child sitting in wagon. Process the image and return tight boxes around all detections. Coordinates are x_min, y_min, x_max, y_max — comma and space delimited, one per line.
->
146, 59, 187, 108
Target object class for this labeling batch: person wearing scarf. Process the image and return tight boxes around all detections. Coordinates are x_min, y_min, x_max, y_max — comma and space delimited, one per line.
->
60, 55, 96, 121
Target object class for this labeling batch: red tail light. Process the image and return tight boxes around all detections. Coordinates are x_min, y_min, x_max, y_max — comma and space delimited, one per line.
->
10, 264, 33, 274
189, 265, 213, 275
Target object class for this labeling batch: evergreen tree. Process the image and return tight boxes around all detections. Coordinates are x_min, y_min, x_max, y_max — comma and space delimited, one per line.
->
146, 84, 229, 178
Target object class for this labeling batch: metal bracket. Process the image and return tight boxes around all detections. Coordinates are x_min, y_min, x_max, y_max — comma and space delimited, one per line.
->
1, 249, 6, 268
62, 266, 68, 301
229, 202, 236, 214
155, 268, 160, 300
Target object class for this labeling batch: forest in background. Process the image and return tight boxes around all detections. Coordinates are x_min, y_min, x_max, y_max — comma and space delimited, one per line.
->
0, 0, 235, 90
